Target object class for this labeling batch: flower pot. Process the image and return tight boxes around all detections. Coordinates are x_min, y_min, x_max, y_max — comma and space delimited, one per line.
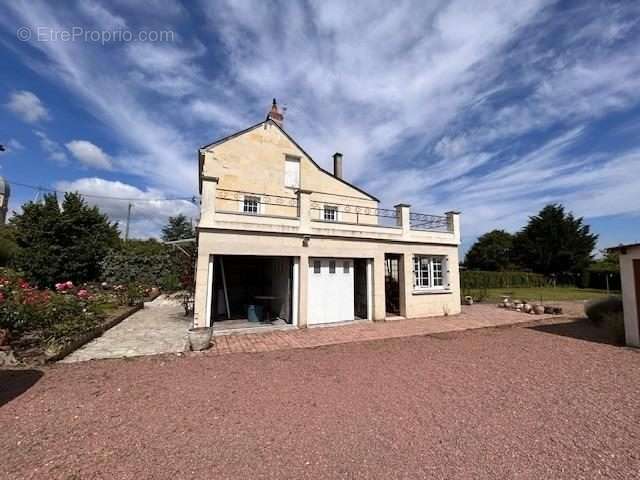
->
188, 327, 212, 351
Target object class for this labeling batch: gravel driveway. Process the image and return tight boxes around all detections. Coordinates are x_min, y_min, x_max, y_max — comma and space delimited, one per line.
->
2, 321, 639, 479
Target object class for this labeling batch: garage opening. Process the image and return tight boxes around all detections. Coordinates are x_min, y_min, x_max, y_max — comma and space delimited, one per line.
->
211, 255, 295, 331
385, 254, 401, 316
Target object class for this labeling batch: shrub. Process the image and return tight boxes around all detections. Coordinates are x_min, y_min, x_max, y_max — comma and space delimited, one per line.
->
101, 247, 182, 290
461, 270, 547, 289
584, 296, 623, 323
603, 312, 625, 345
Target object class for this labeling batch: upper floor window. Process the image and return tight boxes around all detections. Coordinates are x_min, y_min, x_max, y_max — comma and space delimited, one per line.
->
243, 195, 261, 215
323, 205, 338, 222
284, 156, 300, 188
413, 255, 446, 290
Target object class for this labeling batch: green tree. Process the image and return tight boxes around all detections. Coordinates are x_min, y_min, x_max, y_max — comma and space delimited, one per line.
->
11, 193, 120, 287
161, 214, 194, 242
0, 224, 20, 267
464, 230, 516, 271
513, 204, 597, 276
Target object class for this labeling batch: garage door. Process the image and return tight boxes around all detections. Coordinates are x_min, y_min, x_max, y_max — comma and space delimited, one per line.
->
308, 258, 354, 325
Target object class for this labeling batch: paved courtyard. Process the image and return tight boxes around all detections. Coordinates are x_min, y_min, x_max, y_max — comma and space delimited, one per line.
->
60, 296, 585, 361
1, 320, 638, 479
61, 295, 190, 362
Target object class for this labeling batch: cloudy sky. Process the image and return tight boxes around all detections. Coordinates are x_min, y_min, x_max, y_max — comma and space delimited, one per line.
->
1, 0, 639, 251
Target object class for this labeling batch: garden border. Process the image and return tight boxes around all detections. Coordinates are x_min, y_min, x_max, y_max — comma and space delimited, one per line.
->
46, 303, 144, 363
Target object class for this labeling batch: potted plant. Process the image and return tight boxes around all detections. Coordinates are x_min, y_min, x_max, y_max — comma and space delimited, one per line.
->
188, 326, 212, 351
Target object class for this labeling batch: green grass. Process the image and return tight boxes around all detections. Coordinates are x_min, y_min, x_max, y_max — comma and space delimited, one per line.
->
463, 287, 618, 303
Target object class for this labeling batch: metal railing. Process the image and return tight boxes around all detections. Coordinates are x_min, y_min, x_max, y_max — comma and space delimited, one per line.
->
310, 201, 399, 227
409, 212, 452, 232
215, 188, 298, 218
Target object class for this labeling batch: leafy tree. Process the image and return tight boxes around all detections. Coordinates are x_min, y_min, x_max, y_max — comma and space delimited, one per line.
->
161, 214, 194, 242
464, 230, 516, 271
590, 249, 619, 271
512, 204, 597, 276
0, 224, 19, 267
11, 193, 120, 287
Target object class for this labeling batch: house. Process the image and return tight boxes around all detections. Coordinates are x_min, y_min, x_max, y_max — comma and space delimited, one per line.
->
610, 243, 640, 347
193, 100, 461, 331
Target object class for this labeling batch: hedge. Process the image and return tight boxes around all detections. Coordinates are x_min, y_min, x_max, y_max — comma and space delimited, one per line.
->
461, 270, 546, 289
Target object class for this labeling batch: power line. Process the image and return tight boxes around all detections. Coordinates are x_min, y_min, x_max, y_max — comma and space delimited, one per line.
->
4, 178, 198, 203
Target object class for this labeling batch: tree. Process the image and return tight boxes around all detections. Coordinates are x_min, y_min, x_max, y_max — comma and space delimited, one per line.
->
464, 230, 516, 271
512, 204, 597, 276
11, 193, 120, 287
161, 214, 194, 242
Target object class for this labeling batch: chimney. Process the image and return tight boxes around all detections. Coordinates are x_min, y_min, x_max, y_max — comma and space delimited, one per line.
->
333, 152, 343, 179
268, 98, 284, 127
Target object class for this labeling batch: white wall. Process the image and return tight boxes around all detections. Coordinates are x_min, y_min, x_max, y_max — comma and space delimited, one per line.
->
619, 246, 640, 347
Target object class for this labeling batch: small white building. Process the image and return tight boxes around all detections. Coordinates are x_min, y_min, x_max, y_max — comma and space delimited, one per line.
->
612, 243, 640, 347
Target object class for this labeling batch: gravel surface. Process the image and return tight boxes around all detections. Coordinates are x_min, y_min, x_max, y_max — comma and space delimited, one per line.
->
1, 322, 639, 479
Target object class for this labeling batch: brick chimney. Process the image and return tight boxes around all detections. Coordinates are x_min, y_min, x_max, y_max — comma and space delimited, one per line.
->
333, 152, 343, 179
268, 98, 284, 127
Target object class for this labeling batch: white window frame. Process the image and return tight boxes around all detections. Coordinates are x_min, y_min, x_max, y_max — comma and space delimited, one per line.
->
413, 255, 447, 290
241, 195, 262, 215
284, 155, 300, 189
323, 205, 339, 222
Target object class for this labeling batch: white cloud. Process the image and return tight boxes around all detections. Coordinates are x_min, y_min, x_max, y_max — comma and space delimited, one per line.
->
34, 130, 67, 164
6, 90, 49, 123
65, 140, 113, 170
55, 177, 198, 238
5, 139, 24, 152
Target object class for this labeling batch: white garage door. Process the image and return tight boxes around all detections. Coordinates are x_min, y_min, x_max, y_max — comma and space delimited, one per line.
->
308, 258, 354, 325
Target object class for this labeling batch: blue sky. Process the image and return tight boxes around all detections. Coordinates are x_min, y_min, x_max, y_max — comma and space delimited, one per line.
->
1, 0, 639, 253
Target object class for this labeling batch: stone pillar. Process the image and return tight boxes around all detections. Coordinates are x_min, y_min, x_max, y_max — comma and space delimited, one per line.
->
395, 204, 411, 236
298, 254, 309, 328
297, 189, 312, 233
200, 176, 218, 227
193, 252, 212, 328
373, 253, 386, 321
445, 211, 461, 243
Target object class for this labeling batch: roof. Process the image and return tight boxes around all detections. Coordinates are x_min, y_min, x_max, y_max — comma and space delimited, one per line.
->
198, 118, 379, 202
607, 243, 640, 252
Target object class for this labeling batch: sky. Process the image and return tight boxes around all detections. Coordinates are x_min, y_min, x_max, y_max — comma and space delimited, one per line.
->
1, 0, 639, 253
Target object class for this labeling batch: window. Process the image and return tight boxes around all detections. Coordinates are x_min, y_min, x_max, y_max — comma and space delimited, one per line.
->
413, 255, 446, 290
284, 156, 300, 188
243, 196, 261, 214
323, 205, 338, 222
329, 260, 336, 273
313, 260, 321, 273
343, 261, 350, 273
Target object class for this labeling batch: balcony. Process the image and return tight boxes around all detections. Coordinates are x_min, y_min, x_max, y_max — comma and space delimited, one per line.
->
199, 181, 459, 244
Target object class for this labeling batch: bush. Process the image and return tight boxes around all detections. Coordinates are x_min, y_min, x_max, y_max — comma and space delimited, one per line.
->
461, 270, 547, 289
101, 247, 181, 289
584, 296, 623, 323
603, 312, 625, 345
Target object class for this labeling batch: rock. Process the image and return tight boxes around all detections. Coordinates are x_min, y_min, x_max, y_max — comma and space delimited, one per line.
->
533, 305, 545, 315
544, 306, 554, 314
504, 302, 513, 309
497, 303, 505, 308
523, 304, 533, 313
552, 307, 563, 315
512, 299, 522, 305
464, 296, 474, 306
0, 328, 10, 346
515, 303, 524, 310
0, 349, 18, 367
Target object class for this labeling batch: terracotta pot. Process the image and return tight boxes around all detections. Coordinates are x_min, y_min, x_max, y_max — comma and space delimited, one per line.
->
188, 327, 212, 351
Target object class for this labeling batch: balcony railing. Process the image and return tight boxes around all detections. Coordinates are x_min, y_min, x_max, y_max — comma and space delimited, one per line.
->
310, 201, 399, 227
409, 212, 451, 232
210, 187, 455, 234
215, 188, 298, 218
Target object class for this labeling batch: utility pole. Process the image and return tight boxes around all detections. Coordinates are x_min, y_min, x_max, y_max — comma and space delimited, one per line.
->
125, 202, 133, 241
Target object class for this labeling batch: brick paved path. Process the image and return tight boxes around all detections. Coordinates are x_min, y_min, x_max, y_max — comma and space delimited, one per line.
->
206, 303, 578, 356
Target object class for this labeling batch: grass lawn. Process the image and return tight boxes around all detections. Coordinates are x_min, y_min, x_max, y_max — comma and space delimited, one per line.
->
464, 287, 618, 303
